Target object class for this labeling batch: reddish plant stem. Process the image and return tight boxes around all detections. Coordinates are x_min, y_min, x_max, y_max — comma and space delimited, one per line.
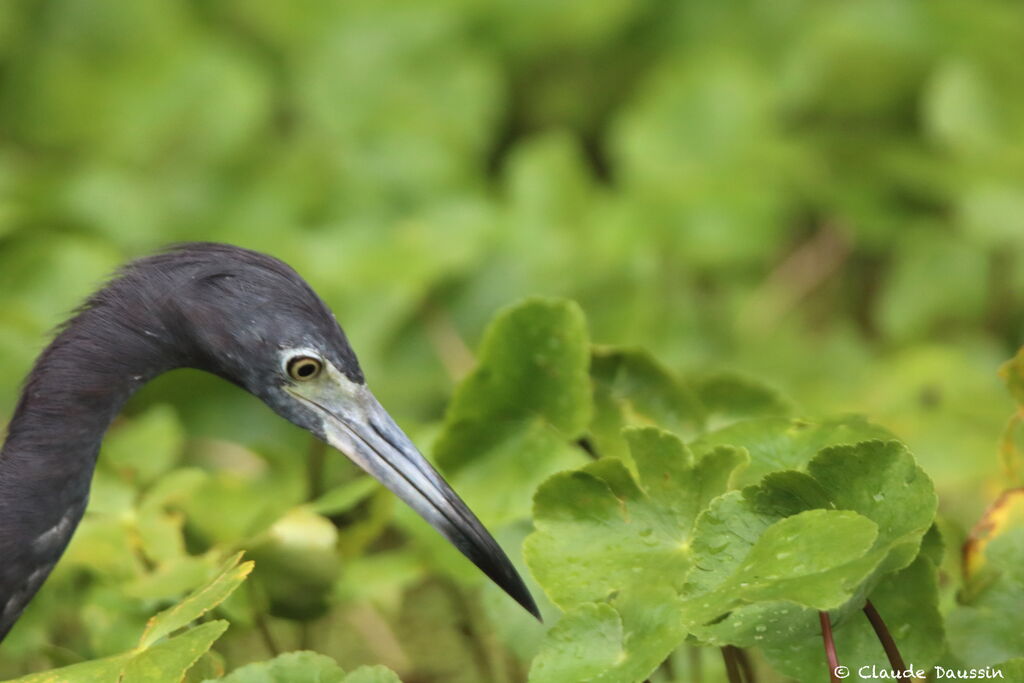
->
735, 647, 757, 683
864, 600, 907, 673
820, 611, 841, 683
722, 646, 743, 683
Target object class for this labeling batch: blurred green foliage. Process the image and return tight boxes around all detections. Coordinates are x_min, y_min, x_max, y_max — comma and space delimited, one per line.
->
2, 0, 1024, 681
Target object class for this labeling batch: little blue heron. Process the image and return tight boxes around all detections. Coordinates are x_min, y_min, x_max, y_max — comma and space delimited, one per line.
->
0, 242, 538, 642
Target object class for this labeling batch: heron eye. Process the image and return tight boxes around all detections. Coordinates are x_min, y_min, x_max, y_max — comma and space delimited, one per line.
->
287, 356, 323, 381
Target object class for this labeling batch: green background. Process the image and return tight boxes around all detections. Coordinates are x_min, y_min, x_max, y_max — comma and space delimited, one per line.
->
1, 0, 1022, 680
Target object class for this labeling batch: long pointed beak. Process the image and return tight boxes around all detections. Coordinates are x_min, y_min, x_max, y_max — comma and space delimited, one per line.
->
300, 385, 540, 620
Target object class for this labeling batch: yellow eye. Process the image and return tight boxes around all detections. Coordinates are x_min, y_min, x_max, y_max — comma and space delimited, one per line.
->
287, 356, 323, 381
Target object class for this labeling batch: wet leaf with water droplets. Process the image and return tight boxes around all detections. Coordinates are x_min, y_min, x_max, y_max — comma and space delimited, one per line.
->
525, 426, 746, 609
433, 298, 592, 525
528, 587, 687, 683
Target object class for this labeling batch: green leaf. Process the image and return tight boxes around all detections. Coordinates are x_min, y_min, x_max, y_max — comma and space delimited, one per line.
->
948, 527, 1024, 667
681, 440, 937, 647
135, 507, 187, 565
589, 346, 705, 459
180, 470, 288, 547
962, 489, 1024, 584
524, 427, 746, 609
213, 651, 346, 683
762, 554, 945, 681
7, 654, 134, 683
433, 298, 593, 524
742, 471, 833, 518
437, 297, 592, 442
683, 507, 878, 628
61, 515, 138, 580
140, 468, 210, 513
505, 132, 596, 241
528, 603, 621, 682
689, 415, 895, 486
309, 477, 379, 516
212, 654, 401, 683
342, 666, 402, 683
627, 427, 747, 534
139, 552, 253, 647
124, 554, 221, 601
122, 620, 230, 682
528, 587, 687, 683
8, 619, 230, 683
807, 441, 937, 577
434, 419, 584, 526
692, 371, 793, 428
923, 59, 999, 154
78, 587, 150, 658
101, 405, 184, 485
184, 652, 224, 683
918, 522, 946, 567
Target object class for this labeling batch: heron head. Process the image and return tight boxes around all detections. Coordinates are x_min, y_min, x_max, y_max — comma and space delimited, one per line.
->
140, 243, 538, 619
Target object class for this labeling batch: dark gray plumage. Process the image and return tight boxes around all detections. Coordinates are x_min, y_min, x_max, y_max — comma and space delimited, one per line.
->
0, 242, 538, 642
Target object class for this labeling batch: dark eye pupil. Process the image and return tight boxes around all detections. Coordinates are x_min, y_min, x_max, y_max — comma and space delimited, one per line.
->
289, 357, 320, 379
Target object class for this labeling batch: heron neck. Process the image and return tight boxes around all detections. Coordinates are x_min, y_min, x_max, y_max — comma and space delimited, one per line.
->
4, 317, 171, 509
0, 307, 176, 632
2, 320, 170, 470
0, 285, 192, 641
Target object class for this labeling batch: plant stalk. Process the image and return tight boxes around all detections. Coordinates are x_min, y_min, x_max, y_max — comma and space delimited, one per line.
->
722, 646, 743, 683
820, 611, 841, 683
864, 600, 907, 673
735, 646, 756, 683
